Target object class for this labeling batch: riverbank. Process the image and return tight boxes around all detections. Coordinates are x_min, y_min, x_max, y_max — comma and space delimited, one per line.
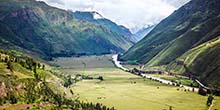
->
112, 54, 199, 92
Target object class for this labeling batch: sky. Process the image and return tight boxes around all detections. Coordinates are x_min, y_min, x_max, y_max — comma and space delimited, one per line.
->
38, 0, 190, 33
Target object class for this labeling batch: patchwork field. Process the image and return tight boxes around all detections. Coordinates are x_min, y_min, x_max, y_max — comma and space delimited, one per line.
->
51, 55, 219, 110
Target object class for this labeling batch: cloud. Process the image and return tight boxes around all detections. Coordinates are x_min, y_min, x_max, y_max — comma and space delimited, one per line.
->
38, 0, 190, 33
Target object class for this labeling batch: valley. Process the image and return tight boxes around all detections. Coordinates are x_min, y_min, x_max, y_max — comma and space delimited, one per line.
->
0, 0, 220, 109
50, 55, 219, 110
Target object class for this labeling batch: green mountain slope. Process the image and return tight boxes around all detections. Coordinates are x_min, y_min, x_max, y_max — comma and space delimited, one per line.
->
167, 38, 220, 88
121, 0, 220, 65
120, 0, 220, 87
73, 11, 133, 42
0, 0, 132, 59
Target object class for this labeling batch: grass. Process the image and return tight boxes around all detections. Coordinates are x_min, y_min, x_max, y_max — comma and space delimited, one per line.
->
212, 97, 220, 110
52, 55, 212, 110
72, 68, 207, 110
50, 55, 115, 76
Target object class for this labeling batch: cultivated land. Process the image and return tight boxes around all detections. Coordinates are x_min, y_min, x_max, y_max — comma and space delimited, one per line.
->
51, 55, 219, 110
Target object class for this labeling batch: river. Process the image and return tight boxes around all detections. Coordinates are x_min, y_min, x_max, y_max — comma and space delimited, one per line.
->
112, 54, 199, 92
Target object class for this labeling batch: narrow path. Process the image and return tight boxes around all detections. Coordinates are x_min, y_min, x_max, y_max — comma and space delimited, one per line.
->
112, 54, 199, 92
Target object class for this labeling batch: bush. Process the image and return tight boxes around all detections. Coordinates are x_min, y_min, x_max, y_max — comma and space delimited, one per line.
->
198, 87, 207, 96
0, 97, 3, 105
8, 93, 17, 104
206, 94, 214, 106
98, 76, 104, 81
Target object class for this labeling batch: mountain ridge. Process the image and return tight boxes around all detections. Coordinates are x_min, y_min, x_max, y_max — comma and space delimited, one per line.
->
72, 11, 134, 42
0, 0, 133, 59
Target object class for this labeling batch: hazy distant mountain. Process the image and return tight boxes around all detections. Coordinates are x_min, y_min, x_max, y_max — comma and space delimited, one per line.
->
121, 0, 220, 87
0, 0, 133, 59
72, 11, 134, 42
131, 25, 155, 42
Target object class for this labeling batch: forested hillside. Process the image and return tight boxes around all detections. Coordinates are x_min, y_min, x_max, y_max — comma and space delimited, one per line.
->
0, 0, 132, 60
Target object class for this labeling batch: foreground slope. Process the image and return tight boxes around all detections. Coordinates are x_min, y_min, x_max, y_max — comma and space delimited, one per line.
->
121, 0, 220, 65
0, 0, 132, 59
0, 50, 114, 109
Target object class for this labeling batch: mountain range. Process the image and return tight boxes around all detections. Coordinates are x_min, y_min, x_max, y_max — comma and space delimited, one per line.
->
121, 0, 220, 87
0, 0, 133, 59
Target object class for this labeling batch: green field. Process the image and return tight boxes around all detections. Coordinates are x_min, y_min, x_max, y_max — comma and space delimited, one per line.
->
51, 55, 219, 110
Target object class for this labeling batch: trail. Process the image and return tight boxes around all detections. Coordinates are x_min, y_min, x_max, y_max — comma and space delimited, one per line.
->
112, 54, 199, 92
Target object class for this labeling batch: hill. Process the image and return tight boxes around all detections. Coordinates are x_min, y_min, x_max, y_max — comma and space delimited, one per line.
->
120, 0, 220, 87
0, 0, 133, 60
0, 50, 114, 109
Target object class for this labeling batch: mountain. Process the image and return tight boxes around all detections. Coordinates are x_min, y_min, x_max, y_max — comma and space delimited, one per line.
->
121, 0, 220, 87
131, 25, 155, 42
167, 38, 220, 88
0, 0, 133, 60
72, 11, 133, 42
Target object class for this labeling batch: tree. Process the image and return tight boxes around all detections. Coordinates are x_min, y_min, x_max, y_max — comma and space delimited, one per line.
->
206, 94, 214, 106
19, 60, 25, 67
8, 92, 17, 104
4, 56, 8, 62
169, 106, 173, 110
95, 103, 101, 110
37, 63, 41, 68
198, 87, 207, 96
42, 64, 45, 70
64, 75, 73, 87
0, 97, 3, 105
7, 61, 13, 72
54, 94, 63, 107
25, 82, 37, 103
34, 72, 41, 81
98, 76, 104, 81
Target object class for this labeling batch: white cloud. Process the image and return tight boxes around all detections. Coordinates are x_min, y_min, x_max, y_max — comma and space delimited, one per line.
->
38, 0, 190, 33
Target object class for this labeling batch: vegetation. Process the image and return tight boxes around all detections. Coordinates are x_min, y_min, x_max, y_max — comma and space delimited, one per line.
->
167, 39, 220, 88
206, 94, 214, 106
121, 0, 220, 65
0, 0, 132, 60
148, 74, 198, 87
120, 0, 220, 88
73, 11, 133, 42
0, 50, 114, 110
51, 55, 213, 110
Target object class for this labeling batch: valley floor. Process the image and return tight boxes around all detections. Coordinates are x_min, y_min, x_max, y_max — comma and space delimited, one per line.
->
50, 55, 219, 110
